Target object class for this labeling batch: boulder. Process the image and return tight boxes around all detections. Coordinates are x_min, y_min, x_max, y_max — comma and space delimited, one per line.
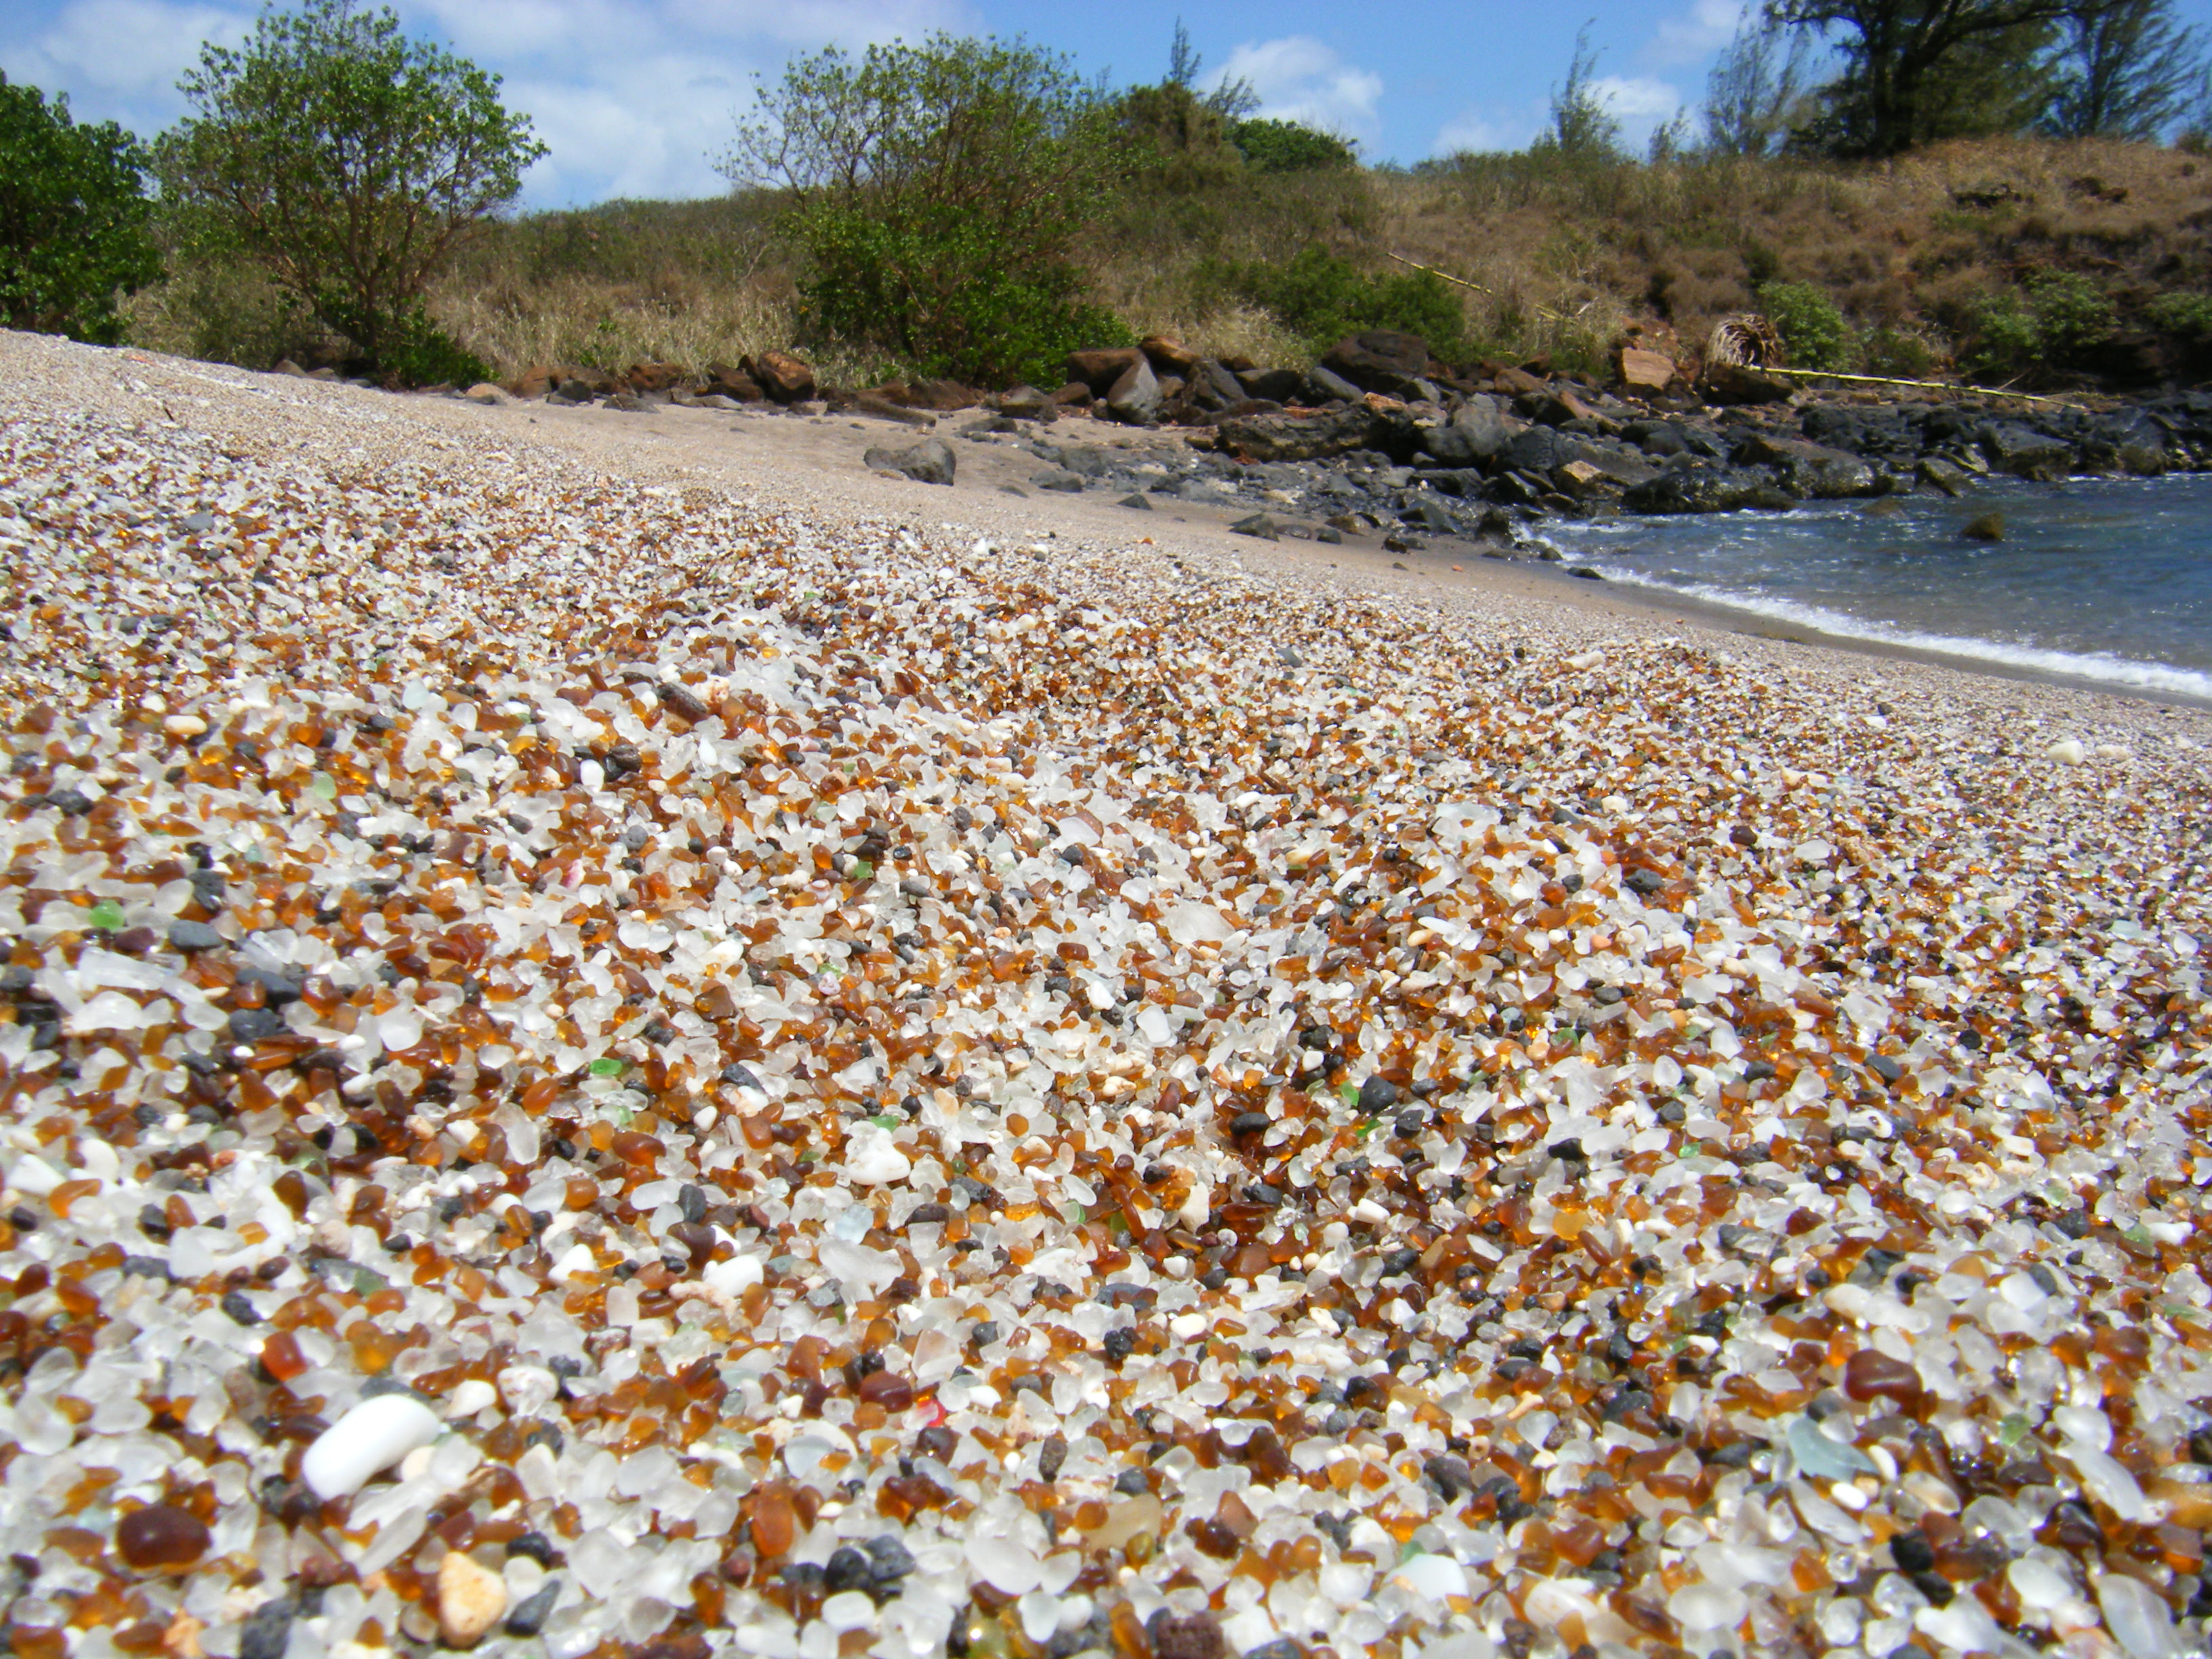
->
891, 377, 982, 411
747, 350, 816, 403
1624, 465, 1799, 514
853, 392, 937, 429
702, 362, 764, 402
1731, 433, 1880, 497
552, 378, 598, 405
1106, 357, 1163, 424
464, 384, 506, 405
1418, 395, 1516, 466
1140, 335, 1202, 375
625, 361, 687, 394
1529, 389, 1599, 427
1065, 347, 1144, 394
1700, 362, 1793, 405
1185, 361, 1249, 413
1978, 422, 2073, 480
863, 438, 956, 486
1053, 445, 1116, 478
994, 385, 1054, 419
1490, 366, 1547, 397
1617, 346, 1678, 394
1049, 382, 1094, 407
1237, 367, 1307, 404
1962, 512, 2006, 541
1322, 331, 1431, 393
510, 363, 559, 398
1306, 365, 1365, 404
1214, 405, 1387, 463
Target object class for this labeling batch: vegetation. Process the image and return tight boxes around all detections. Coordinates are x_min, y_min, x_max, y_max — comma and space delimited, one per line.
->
0, 74, 161, 344
154, 0, 542, 384
2, 6, 2201, 396
718, 35, 1126, 388
1757, 281, 1856, 371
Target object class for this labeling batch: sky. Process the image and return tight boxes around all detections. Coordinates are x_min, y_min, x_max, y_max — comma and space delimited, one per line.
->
5, 0, 2211, 209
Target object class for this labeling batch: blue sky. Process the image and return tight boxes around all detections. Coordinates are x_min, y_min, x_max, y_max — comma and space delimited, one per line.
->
5, 0, 2209, 207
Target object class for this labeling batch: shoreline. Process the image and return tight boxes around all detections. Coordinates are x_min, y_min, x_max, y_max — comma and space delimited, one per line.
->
59, 335, 2212, 737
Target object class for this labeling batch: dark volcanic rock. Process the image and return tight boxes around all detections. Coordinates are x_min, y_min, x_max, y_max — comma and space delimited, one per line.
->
1216, 405, 1386, 463
863, 438, 955, 486
1321, 331, 1431, 394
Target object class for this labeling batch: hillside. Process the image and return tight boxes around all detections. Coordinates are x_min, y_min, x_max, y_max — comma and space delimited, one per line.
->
122, 136, 2212, 394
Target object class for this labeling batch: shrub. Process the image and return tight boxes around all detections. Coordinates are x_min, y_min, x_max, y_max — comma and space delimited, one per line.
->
721, 36, 1124, 388
154, 0, 542, 382
1230, 119, 1355, 173
1756, 280, 1855, 371
1221, 247, 1473, 365
1961, 272, 2112, 377
0, 74, 161, 344
2147, 290, 2212, 337
1860, 324, 1944, 377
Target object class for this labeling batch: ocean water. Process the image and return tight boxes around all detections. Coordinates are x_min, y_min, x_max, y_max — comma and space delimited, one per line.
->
1547, 474, 2212, 701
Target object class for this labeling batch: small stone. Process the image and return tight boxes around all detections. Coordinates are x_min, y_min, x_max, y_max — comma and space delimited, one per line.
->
301, 1393, 443, 1499
167, 920, 225, 951
1118, 493, 1152, 510
115, 1504, 210, 1570
238, 1601, 293, 1659
1961, 511, 2005, 541
1357, 1075, 1401, 1113
503, 1582, 560, 1639
436, 1550, 508, 1646
861, 438, 955, 487
1230, 512, 1279, 540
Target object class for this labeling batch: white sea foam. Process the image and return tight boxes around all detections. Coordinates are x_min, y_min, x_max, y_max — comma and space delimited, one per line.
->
1597, 568, 2212, 701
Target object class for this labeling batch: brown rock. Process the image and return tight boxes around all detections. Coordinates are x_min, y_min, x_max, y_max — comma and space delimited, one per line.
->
624, 361, 687, 394
901, 378, 981, 411
1321, 330, 1431, 394
1048, 382, 1093, 407
1064, 347, 1143, 394
1492, 366, 1547, 396
1700, 361, 1793, 405
1139, 335, 1200, 375
510, 363, 559, 398
701, 362, 764, 402
1618, 346, 1677, 393
746, 350, 815, 403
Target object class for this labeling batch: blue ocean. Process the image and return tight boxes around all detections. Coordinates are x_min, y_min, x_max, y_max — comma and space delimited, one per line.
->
1547, 474, 2212, 701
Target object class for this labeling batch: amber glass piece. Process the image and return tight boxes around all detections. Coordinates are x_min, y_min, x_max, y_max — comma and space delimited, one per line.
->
115, 1506, 211, 1571
260, 1331, 308, 1382
749, 1490, 796, 1557
1842, 1349, 1925, 1413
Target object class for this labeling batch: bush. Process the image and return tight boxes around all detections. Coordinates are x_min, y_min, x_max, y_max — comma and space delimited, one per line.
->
1860, 325, 1943, 378
1231, 119, 1355, 173
1221, 247, 1473, 365
1756, 280, 1854, 371
1962, 271, 2114, 377
155, 0, 542, 382
0, 74, 161, 344
722, 36, 1124, 388
2147, 290, 2212, 337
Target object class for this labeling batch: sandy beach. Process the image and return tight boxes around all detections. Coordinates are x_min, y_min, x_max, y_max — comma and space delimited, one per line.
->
4, 328, 2211, 1659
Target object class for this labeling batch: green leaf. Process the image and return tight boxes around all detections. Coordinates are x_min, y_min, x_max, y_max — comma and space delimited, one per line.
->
587, 1057, 623, 1077
86, 899, 125, 930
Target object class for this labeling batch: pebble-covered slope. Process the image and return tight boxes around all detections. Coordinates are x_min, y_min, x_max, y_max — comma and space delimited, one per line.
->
4, 334, 2212, 1659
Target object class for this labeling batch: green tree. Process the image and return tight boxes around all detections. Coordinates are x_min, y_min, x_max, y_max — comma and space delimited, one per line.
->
155, 0, 544, 381
720, 35, 1126, 387
1231, 118, 1357, 173
0, 75, 161, 344
1535, 26, 1624, 159
1769, 0, 2072, 155
2043, 0, 2208, 138
1702, 13, 1820, 155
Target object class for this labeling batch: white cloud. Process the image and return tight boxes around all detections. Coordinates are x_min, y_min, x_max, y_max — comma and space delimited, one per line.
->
1215, 35, 1385, 146
0, 0, 245, 127
1593, 75, 1687, 121
1430, 106, 1542, 156
1645, 0, 1748, 68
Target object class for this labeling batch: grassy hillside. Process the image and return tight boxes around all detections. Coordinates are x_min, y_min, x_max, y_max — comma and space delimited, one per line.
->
123, 136, 2212, 390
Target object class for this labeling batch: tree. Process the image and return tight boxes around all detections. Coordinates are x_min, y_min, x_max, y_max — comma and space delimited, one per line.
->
1165, 19, 1259, 119
1768, 0, 2072, 155
1535, 26, 1624, 159
2043, 0, 2208, 138
720, 35, 1128, 387
155, 0, 544, 380
0, 75, 161, 344
1703, 13, 1820, 155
